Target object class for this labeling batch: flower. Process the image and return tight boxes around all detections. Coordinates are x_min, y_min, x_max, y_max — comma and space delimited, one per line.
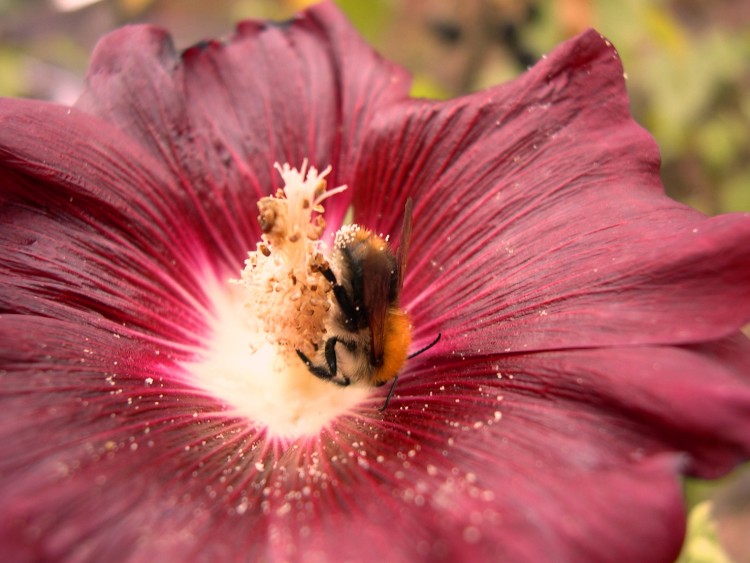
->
1, 1, 750, 561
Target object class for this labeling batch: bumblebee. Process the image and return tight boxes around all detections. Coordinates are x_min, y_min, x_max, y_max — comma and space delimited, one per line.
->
296, 199, 439, 410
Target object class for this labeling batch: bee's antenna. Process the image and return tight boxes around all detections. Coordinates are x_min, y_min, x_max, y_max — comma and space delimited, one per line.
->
379, 333, 442, 412
407, 332, 441, 359
379, 375, 399, 412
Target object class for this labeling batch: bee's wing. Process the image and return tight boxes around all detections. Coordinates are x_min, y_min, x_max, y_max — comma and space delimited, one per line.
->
363, 249, 394, 366
396, 198, 413, 297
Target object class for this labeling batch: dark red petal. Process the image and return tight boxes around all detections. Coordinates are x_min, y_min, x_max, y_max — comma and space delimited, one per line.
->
75, 1, 410, 230
0, 100, 227, 341
352, 30, 750, 350
425, 212, 750, 354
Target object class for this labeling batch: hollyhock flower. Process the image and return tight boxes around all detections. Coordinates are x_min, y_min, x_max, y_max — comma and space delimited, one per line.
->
1, 1, 750, 561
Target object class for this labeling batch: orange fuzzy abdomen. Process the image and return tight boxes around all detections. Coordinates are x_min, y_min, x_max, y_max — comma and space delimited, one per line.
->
372, 310, 412, 385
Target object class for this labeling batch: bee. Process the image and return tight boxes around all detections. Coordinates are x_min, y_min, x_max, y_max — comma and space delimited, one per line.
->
296, 198, 440, 410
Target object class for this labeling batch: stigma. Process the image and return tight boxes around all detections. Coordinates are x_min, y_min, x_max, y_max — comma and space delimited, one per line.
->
233, 161, 346, 358
186, 161, 369, 438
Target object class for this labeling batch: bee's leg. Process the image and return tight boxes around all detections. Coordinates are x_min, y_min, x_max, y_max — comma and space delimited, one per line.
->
324, 336, 338, 374
296, 338, 351, 387
378, 376, 399, 412
296, 349, 334, 380
317, 265, 359, 331
325, 337, 353, 386
318, 264, 338, 285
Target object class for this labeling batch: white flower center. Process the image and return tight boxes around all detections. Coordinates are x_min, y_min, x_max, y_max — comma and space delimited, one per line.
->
186, 161, 369, 438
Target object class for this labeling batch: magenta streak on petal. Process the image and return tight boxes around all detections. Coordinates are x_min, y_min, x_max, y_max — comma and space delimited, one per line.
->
0, 105, 238, 348
2, 214, 211, 348
7, 219, 211, 339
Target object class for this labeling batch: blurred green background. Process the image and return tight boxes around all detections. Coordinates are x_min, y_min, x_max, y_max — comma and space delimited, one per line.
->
1, 1, 749, 561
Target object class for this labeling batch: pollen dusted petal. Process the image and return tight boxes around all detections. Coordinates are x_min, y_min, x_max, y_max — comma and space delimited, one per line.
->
359, 339, 750, 560
396, 340, 750, 478
0, 308, 687, 562
0, 316, 219, 560
0, 315, 735, 561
